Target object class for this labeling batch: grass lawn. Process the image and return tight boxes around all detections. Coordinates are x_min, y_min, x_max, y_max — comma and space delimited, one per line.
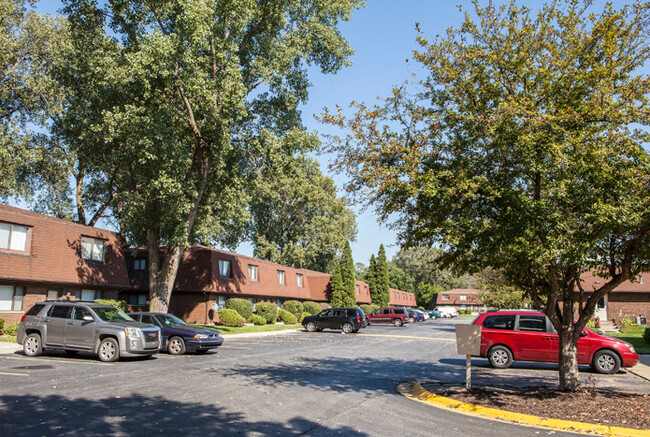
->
608, 328, 650, 355
192, 323, 302, 335
0, 335, 17, 343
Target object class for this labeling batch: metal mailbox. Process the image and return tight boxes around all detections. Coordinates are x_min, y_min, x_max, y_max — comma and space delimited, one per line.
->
455, 324, 482, 355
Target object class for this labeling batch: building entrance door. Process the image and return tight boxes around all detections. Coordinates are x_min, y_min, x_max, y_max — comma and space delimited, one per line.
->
595, 296, 607, 321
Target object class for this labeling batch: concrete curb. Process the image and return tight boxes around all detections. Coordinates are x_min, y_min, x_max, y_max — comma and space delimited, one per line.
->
398, 382, 650, 437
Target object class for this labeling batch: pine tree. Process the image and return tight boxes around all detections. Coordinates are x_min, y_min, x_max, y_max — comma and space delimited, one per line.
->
367, 254, 378, 304
329, 263, 345, 307
375, 244, 390, 307
340, 241, 356, 306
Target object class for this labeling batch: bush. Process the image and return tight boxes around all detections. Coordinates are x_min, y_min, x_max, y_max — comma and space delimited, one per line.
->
644, 327, 650, 345
586, 320, 597, 329
0, 318, 4, 334
300, 312, 310, 323
278, 309, 297, 325
619, 318, 636, 327
225, 298, 253, 321
219, 309, 245, 327
321, 303, 332, 309
250, 314, 266, 326
94, 299, 128, 312
283, 300, 304, 320
303, 301, 321, 315
360, 304, 378, 315
255, 302, 278, 324
3, 322, 19, 336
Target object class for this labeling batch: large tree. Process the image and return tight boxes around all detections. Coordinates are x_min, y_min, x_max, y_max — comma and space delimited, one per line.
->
249, 156, 357, 273
323, 0, 650, 390
54, 0, 363, 313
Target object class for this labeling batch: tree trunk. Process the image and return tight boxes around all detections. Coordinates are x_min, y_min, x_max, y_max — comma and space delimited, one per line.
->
147, 227, 184, 313
558, 329, 581, 391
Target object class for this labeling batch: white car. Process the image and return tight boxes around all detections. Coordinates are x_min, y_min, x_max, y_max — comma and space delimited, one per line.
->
436, 307, 458, 318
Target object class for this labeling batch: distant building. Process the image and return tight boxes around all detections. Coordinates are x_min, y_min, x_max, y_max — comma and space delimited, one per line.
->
434, 289, 485, 313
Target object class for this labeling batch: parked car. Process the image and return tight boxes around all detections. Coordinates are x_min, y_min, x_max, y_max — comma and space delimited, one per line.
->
408, 309, 425, 322
17, 301, 161, 362
428, 310, 440, 319
302, 307, 367, 333
129, 312, 224, 355
472, 310, 639, 374
436, 307, 458, 318
366, 307, 411, 327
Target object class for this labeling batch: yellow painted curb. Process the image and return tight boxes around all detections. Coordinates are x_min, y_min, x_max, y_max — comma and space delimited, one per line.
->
398, 382, 650, 437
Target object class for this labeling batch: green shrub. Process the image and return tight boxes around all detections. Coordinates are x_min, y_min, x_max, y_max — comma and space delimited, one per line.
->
644, 327, 650, 345
300, 312, 310, 323
360, 304, 378, 315
619, 318, 636, 327
303, 301, 321, 315
255, 302, 278, 324
586, 320, 596, 329
321, 302, 332, 309
283, 300, 304, 320
0, 318, 4, 334
250, 314, 266, 326
94, 299, 128, 312
3, 322, 19, 336
278, 309, 297, 325
219, 309, 245, 327
225, 298, 253, 321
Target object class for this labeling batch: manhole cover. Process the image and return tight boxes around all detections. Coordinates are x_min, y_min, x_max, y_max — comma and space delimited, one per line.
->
10, 365, 55, 370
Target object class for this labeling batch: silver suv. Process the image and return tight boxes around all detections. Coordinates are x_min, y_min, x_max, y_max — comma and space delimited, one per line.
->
17, 301, 161, 362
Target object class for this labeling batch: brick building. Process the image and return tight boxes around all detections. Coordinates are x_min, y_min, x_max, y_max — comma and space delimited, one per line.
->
1, 204, 416, 325
578, 271, 650, 323
434, 289, 486, 313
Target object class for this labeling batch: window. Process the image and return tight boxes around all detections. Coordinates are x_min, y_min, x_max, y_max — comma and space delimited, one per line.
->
46, 289, 61, 301
248, 265, 259, 282
382, 308, 391, 315
297, 273, 304, 288
482, 315, 515, 330
128, 293, 148, 306
0, 285, 24, 311
0, 222, 28, 251
215, 296, 227, 310
277, 270, 285, 285
48, 305, 71, 319
133, 259, 146, 271
460, 295, 467, 301
140, 314, 158, 325
441, 294, 450, 300
518, 315, 547, 332
364, 286, 368, 296
356, 285, 360, 295
72, 306, 93, 321
219, 260, 232, 278
81, 237, 105, 262
76, 290, 102, 301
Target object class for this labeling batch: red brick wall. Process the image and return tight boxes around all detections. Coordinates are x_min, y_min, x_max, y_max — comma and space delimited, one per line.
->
607, 293, 650, 322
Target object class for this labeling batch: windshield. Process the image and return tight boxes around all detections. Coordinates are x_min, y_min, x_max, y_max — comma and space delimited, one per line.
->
159, 314, 188, 326
93, 307, 134, 322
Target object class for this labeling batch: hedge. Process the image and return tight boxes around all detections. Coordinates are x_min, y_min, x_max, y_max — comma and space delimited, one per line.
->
278, 309, 297, 325
255, 302, 278, 324
94, 299, 128, 312
0, 318, 4, 334
225, 298, 253, 321
219, 309, 245, 327
321, 303, 332, 309
250, 314, 266, 326
644, 327, 650, 345
360, 304, 378, 315
3, 322, 19, 336
300, 312, 310, 323
283, 300, 304, 320
303, 301, 321, 315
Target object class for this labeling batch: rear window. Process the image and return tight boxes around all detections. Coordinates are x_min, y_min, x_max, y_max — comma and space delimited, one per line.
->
518, 315, 547, 332
394, 309, 407, 315
482, 315, 515, 330
25, 304, 46, 316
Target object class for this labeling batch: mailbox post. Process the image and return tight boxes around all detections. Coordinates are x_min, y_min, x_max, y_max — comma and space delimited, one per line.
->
455, 324, 482, 389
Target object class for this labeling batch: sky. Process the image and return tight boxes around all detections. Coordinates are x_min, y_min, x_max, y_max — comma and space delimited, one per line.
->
30, 0, 640, 267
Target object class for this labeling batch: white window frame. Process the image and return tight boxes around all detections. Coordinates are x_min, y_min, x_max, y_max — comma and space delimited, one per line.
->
76, 289, 102, 301
356, 285, 360, 295
248, 265, 259, 282
442, 294, 450, 300
0, 222, 29, 252
81, 237, 105, 262
277, 270, 286, 285
296, 273, 304, 288
0, 285, 24, 311
460, 295, 467, 301
219, 259, 232, 279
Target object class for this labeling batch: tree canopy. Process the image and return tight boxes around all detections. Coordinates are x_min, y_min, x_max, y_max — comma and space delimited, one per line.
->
322, 0, 650, 390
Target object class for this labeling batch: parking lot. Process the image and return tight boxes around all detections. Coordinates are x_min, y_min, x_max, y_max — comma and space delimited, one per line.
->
1, 318, 648, 436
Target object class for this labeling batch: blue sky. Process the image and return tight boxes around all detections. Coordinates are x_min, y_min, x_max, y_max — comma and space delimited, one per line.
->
31, 0, 640, 267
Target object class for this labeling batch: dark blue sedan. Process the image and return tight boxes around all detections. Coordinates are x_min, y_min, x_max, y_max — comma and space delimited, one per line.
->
129, 312, 224, 355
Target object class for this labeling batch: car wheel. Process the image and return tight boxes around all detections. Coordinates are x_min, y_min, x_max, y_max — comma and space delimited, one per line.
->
393, 318, 403, 327
592, 350, 621, 374
305, 322, 317, 332
488, 345, 513, 369
98, 338, 120, 362
168, 336, 186, 355
23, 333, 43, 357
342, 323, 353, 334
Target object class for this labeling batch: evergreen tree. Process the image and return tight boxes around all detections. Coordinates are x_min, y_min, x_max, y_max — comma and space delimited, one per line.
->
340, 241, 356, 306
329, 263, 345, 307
367, 254, 378, 304
375, 245, 391, 307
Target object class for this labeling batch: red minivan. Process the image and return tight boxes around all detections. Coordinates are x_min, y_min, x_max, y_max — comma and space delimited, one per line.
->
472, 310, 639, 374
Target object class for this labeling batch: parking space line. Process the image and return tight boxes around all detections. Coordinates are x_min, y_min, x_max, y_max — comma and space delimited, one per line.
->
0, 356, 113, 365
357, 334, 455, 341
0, 371, 29, 376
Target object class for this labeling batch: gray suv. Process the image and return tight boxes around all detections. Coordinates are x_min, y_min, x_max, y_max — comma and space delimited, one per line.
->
17, 301, 161, 362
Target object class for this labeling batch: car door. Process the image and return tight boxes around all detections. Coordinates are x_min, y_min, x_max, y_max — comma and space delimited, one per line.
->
64, 306, 96, 350
514, 314, 552, 362
380, 308, 392, 323
43, 305, 71, 346
315, 309, 333, 329
543, 318, 590, 364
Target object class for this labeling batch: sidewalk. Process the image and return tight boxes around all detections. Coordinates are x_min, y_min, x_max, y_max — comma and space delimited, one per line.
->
631, 354, 650, 381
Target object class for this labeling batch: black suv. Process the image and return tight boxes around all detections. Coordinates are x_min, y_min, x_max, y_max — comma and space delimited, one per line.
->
17, 301, 161, 362
302, 307, 367, 333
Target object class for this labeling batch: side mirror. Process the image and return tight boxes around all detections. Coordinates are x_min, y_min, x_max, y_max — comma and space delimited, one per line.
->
580, 329, 588, 337
83, 315, 94, 322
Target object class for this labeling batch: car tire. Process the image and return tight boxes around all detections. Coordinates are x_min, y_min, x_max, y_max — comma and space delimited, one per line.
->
305, 322, 317, 332
342, 323, 353, 334
393, 318, 403, 327
488, 345, 513, 369
23, 333, 43, 357
168, 336, 186, 355
592, 350, 621, 374
98, 338, 120, 362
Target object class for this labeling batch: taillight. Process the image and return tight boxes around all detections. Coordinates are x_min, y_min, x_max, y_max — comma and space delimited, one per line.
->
356, 317, 360, 323
20, 315, 26, 322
